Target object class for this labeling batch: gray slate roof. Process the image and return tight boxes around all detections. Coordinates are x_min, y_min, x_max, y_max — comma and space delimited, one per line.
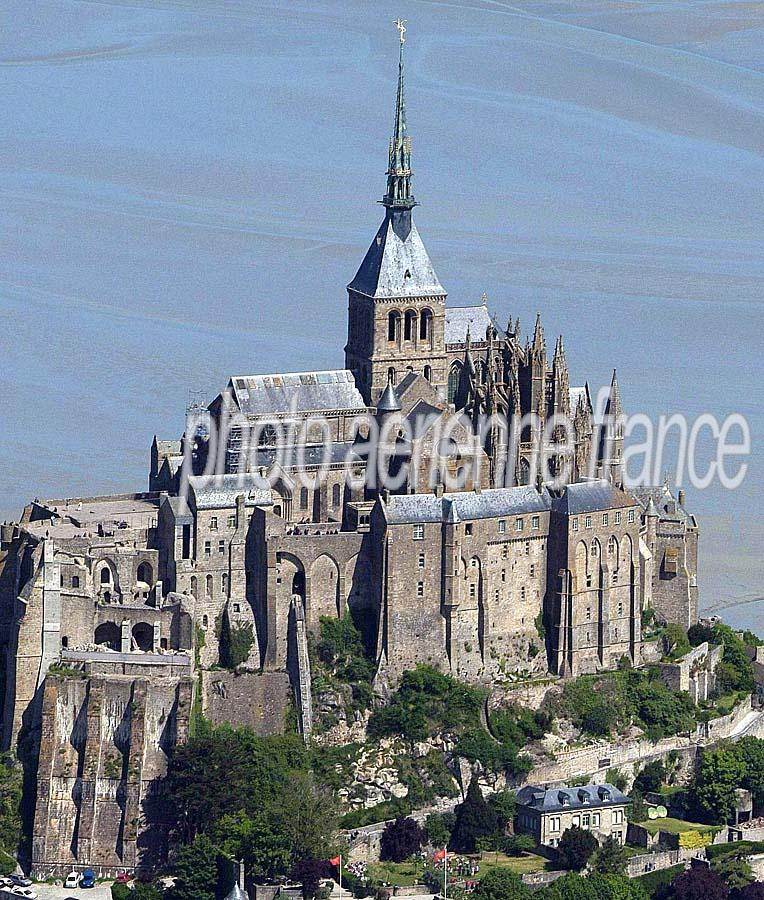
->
444, 305, 494, 345
551, 480, 635, 516
348, 215, 445, 299
385, 486, 550, 525
228, 370, 366, 417
631, 485, 695, 525
517, 783, 630, 814
189, 475, 273, 510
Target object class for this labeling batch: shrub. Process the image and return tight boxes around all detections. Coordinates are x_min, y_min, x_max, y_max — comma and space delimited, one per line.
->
450, 781, 498, 852
380, 816, 425, 862
556, 826, 598, 871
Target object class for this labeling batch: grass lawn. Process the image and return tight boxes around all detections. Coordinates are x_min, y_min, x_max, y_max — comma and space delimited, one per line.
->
477, 852, 549, 875
368, 860, 425, 886
368, 852, 549, 886
638, 817, 720, 836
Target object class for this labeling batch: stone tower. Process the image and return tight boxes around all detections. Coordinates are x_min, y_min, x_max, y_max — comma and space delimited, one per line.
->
345, 24, 447, 405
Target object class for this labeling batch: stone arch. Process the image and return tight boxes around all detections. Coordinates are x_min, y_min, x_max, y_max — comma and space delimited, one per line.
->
619, 533, 633, 569
95, 622, 121, 651
96, 558, 118, 591
404, 308, 417, 342
272, 477, 293, 520
388, 309, 401, 343
420, 307, 433, 342
132, 622, 153, 652
309, 553, 341, 626
279, 552, 306, 603
448, 362, 462, 405
136, 560, 153, 586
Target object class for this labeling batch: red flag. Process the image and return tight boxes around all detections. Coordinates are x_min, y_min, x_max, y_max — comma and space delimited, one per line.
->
434, 849, 446, 862
329, 856, 341, 867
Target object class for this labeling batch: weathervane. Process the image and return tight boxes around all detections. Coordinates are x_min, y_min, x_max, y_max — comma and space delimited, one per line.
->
394, 17, 407, 43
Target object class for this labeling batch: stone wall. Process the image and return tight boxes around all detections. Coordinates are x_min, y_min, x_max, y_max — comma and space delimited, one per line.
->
31, 671, 193, 879
202, 669, 291, 736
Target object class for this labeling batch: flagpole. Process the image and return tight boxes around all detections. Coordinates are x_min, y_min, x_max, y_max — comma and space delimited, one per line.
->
443, 849, 447, 900
339, 855, 343, 900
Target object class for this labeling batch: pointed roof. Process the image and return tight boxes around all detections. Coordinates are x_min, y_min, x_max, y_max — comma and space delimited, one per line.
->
532, 313, 545, 351
377, 379, 402, 413
604, 369, 623, 417
645, 497, 659, 517
349, 214, 444, 299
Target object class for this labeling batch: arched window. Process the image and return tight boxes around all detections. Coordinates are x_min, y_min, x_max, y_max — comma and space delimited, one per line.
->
61, 636, 69, 649
420, 308, 433, 341
387, 367, 397, 386
300, 487, 309, 510
206, 574, 213, 597
137, 561, 152, 585
100, 566, 111, 585
222, 573, 228, 595
448, 363, 461, 404
190, 575, 197, 597
424, 365, 432, 382
332, 483, 341, 508
202, 614, 208, 629
404, 309, 417, 341
388, 310, 401, 343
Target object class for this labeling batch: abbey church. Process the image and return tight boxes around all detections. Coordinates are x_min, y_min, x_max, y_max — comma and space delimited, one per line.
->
0, 30, 698, 879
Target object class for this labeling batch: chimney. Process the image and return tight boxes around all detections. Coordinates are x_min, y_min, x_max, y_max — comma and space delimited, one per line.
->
678, 489, 685, 506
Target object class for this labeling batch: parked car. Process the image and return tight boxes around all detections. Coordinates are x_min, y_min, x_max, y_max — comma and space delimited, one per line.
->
115, 872, 131, 884
80, 868, 96, 888
64, 871, 80, 888
9, 875, 32, 887
10, 889, 36, 899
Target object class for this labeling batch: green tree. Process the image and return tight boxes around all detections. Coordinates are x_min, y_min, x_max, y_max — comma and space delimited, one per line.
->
736, 737, 764, 805
536, 873, 647, 900
472, 868, 530, 900
425, 812, 455, 849
556, 826, 598, 872
380, 817, 424, 862
693, 746, 747, 824
711, 625, 755, 694
450, 780, 498, 852
633, 760, 666, 795
272, 770, 339, 865
132, 884, 163, 900
0, 754, 22, 857
504, 834, 536, 856
712, 855, 754, 891
487, 790, 517, 830
593, 836, 628, 876
664, 624, 691, 659
168, 834, 219, 900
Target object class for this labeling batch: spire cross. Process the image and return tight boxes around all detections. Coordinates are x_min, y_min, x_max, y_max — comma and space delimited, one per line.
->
394, 18, 407, 43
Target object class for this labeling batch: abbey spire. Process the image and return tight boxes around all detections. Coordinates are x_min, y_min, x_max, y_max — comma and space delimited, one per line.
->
345, 21, 447, 405
383, 18, 416, 214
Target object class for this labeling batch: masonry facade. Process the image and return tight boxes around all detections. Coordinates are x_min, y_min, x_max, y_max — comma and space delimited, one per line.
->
0, 30, 699, 878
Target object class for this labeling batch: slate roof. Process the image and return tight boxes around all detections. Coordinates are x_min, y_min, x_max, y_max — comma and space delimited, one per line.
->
517, 783, 630, 814
188, 475, 273, 509
348, 214, 445, 299
445, 305, 494, 345
385, 486, 550, 525
551, 480, 635, 516
631, 485, 696, 526
227, 370, 366, 417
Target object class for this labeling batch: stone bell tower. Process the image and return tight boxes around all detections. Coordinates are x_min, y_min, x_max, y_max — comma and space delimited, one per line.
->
344, 21, 447, 405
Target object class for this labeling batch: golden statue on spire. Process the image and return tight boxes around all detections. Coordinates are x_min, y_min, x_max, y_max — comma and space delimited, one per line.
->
394, 18, 407, 43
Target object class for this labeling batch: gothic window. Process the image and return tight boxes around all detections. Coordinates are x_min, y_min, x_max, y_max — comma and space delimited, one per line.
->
404, 309, 417, 341
300, 487, 309, 510
206, 574, 213, 597
332, 483, 341, 508
424, 365, 432, 382
448, 363, 461, 404
261, 424, 277, 447
190, 576, 197, 597
388, 367, 397, 385
420, 308, 433, 341
388, 310, 401, 343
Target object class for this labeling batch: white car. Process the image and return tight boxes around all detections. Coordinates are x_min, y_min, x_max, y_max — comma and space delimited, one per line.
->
11, 890, 37, 899
64, 870, 80, 888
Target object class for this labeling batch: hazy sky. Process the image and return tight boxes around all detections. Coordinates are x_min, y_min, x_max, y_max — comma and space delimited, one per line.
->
1, 0, 762, 627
